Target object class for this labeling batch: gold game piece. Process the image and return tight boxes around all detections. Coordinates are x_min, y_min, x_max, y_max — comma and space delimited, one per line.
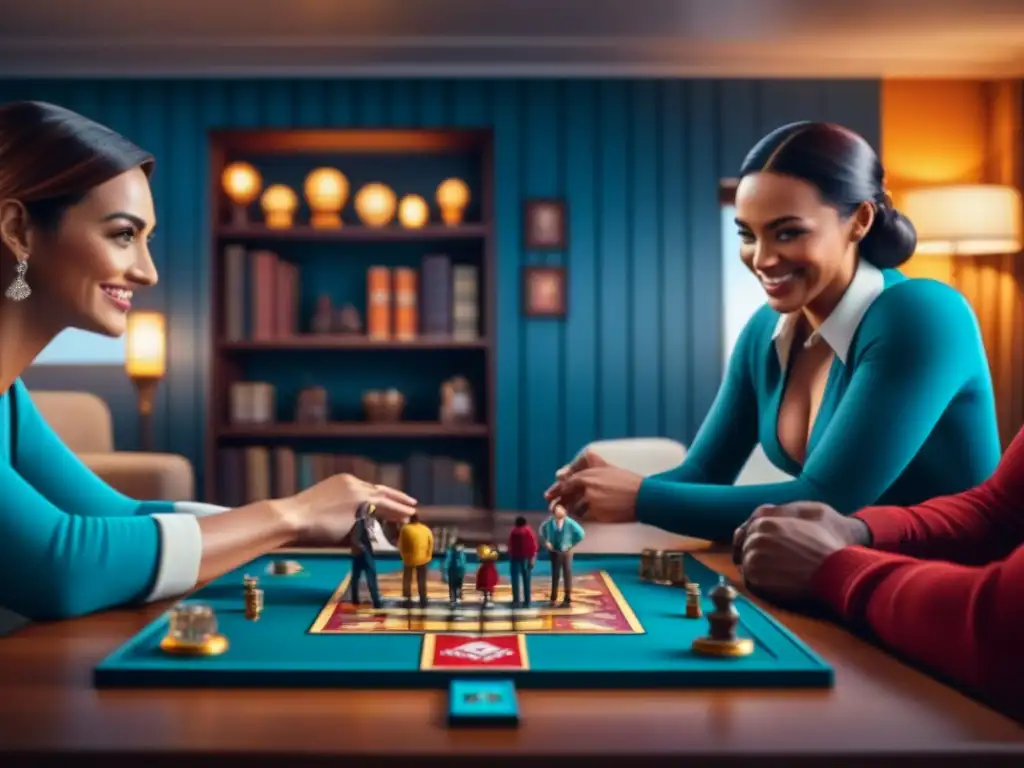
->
244, 574, 264, 621
269, 559, 304, 576
664, 551, 688, 586
160, 603, 229, 656
640, 549, 656, 582
685, 582, 702, 619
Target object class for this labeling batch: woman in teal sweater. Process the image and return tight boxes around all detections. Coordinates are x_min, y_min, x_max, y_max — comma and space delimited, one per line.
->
0, 101, 416, 622
547, 121, 1001, 542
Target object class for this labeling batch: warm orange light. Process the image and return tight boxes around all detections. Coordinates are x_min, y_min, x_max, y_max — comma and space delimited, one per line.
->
303, 167, 349, 228
354, 183, 397, 228
221, 162, 262, 206
398, 194, 429, 228
901, 184, 1023, 256
260, 184, 299, 229
125, 311, 166, 379
436, 178, 469, 225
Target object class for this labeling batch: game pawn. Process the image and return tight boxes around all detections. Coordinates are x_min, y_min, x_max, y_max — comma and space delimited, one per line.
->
691, 575, 753, 657
244, 575, 264, 621
685, 583, 702, 619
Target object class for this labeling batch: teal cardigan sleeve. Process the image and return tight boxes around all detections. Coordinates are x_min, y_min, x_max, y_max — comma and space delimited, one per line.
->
0, 460, 164, 620
636, 282, 986, 542
648, 312, 761, 485
11, 380, 173, 517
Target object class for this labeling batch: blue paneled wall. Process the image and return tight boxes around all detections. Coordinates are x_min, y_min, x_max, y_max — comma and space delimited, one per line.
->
7, 78, 880, 509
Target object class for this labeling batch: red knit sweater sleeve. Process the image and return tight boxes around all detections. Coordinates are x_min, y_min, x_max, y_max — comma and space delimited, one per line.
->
811, 426, 1024, 709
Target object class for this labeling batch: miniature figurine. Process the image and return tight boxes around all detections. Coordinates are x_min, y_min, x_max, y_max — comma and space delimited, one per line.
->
507, 515, 538, 608
442, 541, 468, 607
311, 294, 334, 335
398, 513, 434, 608
295, 386, 329, 423
538, 500, 586, 606
348, 502, 382, 609
335, 302, 362, 334
440, 375, 474, 424
475, 544, 500, 607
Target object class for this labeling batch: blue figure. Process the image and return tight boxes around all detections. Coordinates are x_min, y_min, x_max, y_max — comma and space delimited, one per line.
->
442, 541, 468, 607
349, 502, 382, 609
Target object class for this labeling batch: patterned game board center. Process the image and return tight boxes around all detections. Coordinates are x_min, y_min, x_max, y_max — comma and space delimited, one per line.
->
441, 640, 515, 662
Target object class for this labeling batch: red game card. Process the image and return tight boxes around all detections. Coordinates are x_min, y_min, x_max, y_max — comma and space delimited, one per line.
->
420, 634, 529, 671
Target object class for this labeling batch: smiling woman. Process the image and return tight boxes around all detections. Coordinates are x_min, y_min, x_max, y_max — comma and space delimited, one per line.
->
546, 121, 1002, 544
0, 101, 418, 623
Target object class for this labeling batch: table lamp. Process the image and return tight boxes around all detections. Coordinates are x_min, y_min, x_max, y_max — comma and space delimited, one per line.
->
125, 311, 166, 452
900, 184, 1022, 256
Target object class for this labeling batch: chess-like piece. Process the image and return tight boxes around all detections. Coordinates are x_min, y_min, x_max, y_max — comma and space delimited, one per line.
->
336, 303, 362, 334
398, 513, 433, 608
159, 602, 228, 656
685, 583, 702, 618
244, 575, 264, 621
691, 575, 754, 657
539, 501, 585, 606
311, 294, 334, 335
348, 502, 383, 609
443, 541, 467, 607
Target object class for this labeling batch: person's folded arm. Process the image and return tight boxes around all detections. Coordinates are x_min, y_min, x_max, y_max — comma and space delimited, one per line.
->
637, 284, 984, 542
813, 541, 1024, 708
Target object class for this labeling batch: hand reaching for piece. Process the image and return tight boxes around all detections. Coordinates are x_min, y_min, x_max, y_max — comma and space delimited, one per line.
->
545, 466, 643, 523
288, 473, 417, 546
545, 449, 609, 500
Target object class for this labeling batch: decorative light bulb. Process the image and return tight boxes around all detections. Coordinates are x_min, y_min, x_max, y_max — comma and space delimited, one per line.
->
354, 183, 397, 228
398, 194, 429, 229
221, 162, 262, 226
303, 167, 349, 229
260, 184, 299, 229
436, 178, 470, 226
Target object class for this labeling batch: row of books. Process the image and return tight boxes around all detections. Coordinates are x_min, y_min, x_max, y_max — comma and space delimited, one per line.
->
222, 247, 480, 342
216, 448, 477, 508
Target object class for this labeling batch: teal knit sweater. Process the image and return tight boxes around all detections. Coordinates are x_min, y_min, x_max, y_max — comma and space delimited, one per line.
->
637, 271, 1001, 542
0, 379, 211, 620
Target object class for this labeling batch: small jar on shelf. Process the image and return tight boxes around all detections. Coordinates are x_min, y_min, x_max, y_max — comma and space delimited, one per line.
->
363, 388, 405, 422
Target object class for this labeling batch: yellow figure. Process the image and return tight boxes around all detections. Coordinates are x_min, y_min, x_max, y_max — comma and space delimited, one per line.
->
398, 513, 434, 607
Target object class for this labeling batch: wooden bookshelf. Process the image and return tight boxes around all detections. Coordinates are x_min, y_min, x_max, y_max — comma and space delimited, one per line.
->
206, 128, 495, 509
214, 223, 490, 242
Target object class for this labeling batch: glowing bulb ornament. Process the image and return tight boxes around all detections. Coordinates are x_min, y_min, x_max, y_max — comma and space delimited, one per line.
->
436, 178, 469, 226
303, 167, 348, 229
397, 194, 429, 229
221, 161, 263, 225
260, 184, 299, 229
354, 183, 397, 228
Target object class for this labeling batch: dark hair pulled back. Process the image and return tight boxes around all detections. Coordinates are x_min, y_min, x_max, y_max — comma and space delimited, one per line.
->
0, 100, 153, 238
738, 121, 916, 268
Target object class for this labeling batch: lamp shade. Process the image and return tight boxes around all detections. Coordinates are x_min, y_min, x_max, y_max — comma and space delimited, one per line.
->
125, 311, 166, 379
900, 184, 1023, 256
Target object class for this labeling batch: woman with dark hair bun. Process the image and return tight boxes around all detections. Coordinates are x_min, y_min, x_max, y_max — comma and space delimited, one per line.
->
547, 121, 1000, 542
0, 102, 416, 621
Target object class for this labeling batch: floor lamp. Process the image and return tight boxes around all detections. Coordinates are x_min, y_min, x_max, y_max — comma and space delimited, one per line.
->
125, 311, 167, 452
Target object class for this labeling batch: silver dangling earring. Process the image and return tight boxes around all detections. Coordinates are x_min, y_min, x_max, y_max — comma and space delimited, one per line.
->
5, 259, 30, 301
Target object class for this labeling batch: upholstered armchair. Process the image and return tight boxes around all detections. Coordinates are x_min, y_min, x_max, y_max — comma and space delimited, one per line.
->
29, 390, 195, 501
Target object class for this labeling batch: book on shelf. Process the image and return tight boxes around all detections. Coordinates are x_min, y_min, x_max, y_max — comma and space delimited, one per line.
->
221, 245, 480, 342
217, 447, 477, 508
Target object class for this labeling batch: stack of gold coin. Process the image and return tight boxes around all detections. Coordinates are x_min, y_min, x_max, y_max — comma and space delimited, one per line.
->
244, 575, 264, 621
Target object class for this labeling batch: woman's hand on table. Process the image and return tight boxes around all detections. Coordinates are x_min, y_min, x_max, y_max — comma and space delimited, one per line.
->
284, 474, 417, 546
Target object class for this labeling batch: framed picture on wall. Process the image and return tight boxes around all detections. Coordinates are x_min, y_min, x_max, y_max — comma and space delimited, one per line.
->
523, 199, 567, 250
522, 265, 567, 318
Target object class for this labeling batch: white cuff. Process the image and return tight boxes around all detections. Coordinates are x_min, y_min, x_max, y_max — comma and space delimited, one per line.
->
174, 502, 229, 517
146, 513, 203, 602
368, 518, 396, 551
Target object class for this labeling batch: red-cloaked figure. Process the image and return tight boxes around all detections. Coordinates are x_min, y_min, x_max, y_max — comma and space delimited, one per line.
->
475, 544, 500, 606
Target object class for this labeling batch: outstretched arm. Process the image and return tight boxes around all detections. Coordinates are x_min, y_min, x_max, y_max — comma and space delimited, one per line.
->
812, 542, 1024, 710
0, 461, 297, 621
11, 381, 224, 518
637, 286, 992, 542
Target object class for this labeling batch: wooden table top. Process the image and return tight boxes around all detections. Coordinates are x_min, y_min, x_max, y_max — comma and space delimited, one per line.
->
2, 520, 1023, 766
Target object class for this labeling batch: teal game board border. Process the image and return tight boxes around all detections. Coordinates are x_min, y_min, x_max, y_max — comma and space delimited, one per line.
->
93, 552, 833, 689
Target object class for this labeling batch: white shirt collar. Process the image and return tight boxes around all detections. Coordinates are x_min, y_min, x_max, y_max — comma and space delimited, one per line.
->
771, 259, 885, 368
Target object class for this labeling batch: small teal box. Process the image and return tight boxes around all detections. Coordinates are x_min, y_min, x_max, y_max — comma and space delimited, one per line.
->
448, 679, 519, 727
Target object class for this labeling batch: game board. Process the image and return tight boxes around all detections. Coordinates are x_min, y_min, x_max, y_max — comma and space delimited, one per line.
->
93, 552, 833, 689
